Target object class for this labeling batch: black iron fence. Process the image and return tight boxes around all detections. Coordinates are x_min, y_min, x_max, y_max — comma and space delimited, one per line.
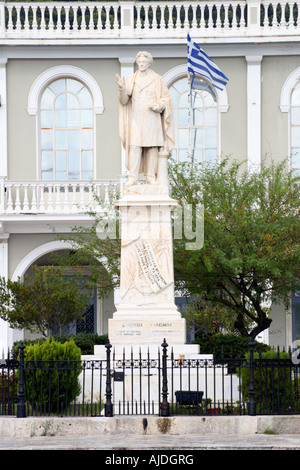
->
1, 339, 300, 418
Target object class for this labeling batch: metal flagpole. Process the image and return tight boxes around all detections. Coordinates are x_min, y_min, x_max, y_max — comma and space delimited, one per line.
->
187, 34, 194, 168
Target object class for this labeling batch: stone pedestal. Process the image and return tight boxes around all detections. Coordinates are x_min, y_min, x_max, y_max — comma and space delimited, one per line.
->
108, 184, 187, 346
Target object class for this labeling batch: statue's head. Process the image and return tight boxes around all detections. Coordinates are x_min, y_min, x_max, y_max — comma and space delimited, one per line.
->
136, 51, 153, 71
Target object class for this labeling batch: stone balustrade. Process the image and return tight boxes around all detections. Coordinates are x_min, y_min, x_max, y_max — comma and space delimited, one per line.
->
0, 179, 120, 214
0, 0, 299, 43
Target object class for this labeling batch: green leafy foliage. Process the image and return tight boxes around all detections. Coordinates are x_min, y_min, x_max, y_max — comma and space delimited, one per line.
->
53, 201, 121, 299
241, 349, 295, 413
169, 157, 300, 338
12, 333, 109, 357
0, 265, 91, 337
194, 333, 270, 361
21, 338, 82, 413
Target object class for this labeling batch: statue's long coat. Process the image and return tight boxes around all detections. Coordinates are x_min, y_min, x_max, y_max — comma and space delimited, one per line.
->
118, 70, 174, 173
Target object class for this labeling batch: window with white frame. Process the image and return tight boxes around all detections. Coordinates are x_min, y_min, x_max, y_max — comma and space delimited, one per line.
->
291, 82, 300, 174
169, 77, 218, 164
40, 78, 94, 180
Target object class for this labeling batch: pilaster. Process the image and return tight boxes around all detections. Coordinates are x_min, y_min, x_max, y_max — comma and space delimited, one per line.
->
0, 59, 8, 179
246, 55, 262, 172
0, 225, 10, 354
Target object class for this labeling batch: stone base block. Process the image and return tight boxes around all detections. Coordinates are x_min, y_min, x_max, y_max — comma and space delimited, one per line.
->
108, 314, 186, 346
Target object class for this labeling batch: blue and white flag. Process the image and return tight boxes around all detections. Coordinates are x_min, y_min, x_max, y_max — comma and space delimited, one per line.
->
187, 33, 229, 93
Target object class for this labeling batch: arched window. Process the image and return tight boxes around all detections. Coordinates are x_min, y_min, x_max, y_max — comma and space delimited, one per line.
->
40, 78, 94, 181
169, 77, 218, 164
291, 83, 300, 174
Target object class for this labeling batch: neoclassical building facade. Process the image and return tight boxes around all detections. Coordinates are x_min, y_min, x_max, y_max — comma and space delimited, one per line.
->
0, 0, 299, 352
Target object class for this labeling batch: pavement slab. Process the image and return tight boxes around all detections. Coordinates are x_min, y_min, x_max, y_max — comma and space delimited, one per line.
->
1, 433, 300, 450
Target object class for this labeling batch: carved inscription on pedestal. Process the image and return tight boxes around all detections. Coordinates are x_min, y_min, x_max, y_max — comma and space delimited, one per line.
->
134, 239, 171, 293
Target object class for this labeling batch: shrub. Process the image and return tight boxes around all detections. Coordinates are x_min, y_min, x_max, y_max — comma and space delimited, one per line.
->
21, 338, 82, 414
241, 349, 295, 413
0, 371, 16, 411
12, 333, 109, 357
193, 334, 270, 361
58, 333, 108, 355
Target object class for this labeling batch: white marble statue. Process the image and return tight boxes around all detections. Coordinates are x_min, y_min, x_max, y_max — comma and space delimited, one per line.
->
115, 51, 174, 187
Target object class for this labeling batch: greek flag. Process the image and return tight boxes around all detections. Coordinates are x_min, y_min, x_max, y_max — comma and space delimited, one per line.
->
187, 34, 229, 93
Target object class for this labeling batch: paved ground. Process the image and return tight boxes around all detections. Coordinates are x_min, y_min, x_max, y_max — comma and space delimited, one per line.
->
1, 433, 300, 450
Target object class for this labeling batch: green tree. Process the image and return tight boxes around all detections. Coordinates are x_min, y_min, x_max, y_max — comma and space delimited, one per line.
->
0, 265, 90, 336
169, 158, 300, 339
185, 297, 242, 337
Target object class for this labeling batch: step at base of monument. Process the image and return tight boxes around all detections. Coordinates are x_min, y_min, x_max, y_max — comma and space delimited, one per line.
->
85, 343, 211, 361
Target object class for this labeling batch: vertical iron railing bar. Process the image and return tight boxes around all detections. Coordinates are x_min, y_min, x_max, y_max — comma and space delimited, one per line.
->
32, 363, 37, 417
293, 350, 298, 413
187, 359, 191, 414
81, 360, 86, 416
288, 346, 292, 412
99, 360, 103, 416
68, 363, 72, 416
289, 346, 295, 413
204, 359, 208, 413
195, 359, 199, 415
213, 353, 216, 408
74, 361, 79, 416
147, 348, 150, 415
130, 347, 134, 414
104, 341, 113, 417
265, 353, 269, 414
296, 361, 300, 413
63, 363, 67, 416
122, 348, 126, 415
258, 349, 263, 413
221, 348, 225, 413
276, 347, 280, 413
0, 365, 3, 414
179, 356, 182, 414
48, 361, 52, 416
171, 347, 174, 413
237, 354, 242, 415
160, 339, 169, 416
229, 349, 233, 413
12, 353, 17, 415
16, 343, 26, 418
40, 362, 44, 416
158, 346, 161, 413
270, 355, 275, 413
282, 356, 287, 413
91, 360, 94, 416
248, 339, 257, 415
139, 347, 142, 413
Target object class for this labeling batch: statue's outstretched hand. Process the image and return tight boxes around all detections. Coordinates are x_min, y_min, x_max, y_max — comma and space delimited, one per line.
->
115, 74, 125, 88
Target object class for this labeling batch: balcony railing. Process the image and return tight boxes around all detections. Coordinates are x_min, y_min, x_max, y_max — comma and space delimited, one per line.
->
0, 1, 299, 43
0, 179, 120, 215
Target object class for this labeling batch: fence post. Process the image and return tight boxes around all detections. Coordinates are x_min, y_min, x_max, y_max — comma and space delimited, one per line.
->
17, 343, 26, 418
248, 338, 256, 416
104, 341, 113, 417
160, 338, 169, 416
